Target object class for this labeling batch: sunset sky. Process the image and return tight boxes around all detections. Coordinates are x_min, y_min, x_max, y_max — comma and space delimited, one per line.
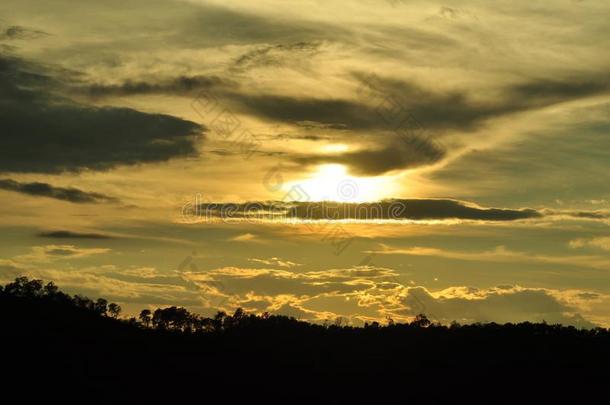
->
1, 0, 610, 327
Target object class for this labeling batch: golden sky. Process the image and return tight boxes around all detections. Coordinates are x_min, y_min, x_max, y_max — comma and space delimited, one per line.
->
1, 0, 610, 327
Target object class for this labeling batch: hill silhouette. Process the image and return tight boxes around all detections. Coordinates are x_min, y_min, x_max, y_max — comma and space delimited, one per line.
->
2, 276, 608, 403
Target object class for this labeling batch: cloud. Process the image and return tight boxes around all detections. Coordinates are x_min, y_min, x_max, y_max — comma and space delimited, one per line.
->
293, 138, 445, 175
181, 70, 610, 175
0, 179, 119, 203
248, 257, 302, 268
37, 230, 115, 239
75, 70, 610, 139
351, 72, 610, 133
11, 245, 111, 264
190, 199, 542, 222
229, 233, 261, 242
225, 93, 388, 131
168, 2, 347, 48
0, 266, 205, 309
231, 41, 322, 71
398, 285, 597, 328
368, 244, 610, 271
570, 237, 610, 251
189, 200, 610, 224
0, 25, 48, 40
560, 211, 609, 220
80, 75, 234, 98
0, 54, 204, 174
180, 265, 599, 327
3, 256, 601, 327
508, 75, 610, 106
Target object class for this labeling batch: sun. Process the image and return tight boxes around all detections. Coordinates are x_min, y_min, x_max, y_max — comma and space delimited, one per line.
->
284, 164, 398, 202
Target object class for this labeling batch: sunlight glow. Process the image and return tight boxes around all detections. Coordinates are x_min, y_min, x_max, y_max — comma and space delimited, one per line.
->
285, 164, 399, 202
320, 143, 350, 153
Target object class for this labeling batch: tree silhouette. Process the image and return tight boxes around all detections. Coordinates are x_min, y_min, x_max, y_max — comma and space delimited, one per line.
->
94, 298, 108, 316
139, 309, 152, 327
74, 294, 94, 310
43, 281, 58, 296
412, 314, 431, 328
3, 275, 610, 403
108, 303, 122, 319
152, 306, 191, 330
4, 276, 43, 297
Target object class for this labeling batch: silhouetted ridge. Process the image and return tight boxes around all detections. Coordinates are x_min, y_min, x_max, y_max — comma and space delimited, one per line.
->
2, 277, 608, 404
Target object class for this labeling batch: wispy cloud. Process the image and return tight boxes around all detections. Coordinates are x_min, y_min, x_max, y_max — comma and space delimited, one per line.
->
11, 245, 111, 264
229, 233, 261, 242
367, 244, 610, 270
570, 237, 610, 251
0, 179, 119, 203
248, 257, 302, 268
36, 230, 115, 239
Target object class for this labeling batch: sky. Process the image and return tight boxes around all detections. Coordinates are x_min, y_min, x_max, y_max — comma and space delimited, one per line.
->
1, 0, 610, 327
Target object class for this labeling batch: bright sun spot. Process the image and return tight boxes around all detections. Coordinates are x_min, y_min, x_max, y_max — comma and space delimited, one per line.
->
285, 164, 398, 202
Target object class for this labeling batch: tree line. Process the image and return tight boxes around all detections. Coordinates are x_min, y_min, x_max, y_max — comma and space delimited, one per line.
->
3, 276, 609, 338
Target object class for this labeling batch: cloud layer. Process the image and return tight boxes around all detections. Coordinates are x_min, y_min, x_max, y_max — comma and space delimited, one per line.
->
0, 54, 205, 174
0, 179, 118, 203
188, 199, 542, 222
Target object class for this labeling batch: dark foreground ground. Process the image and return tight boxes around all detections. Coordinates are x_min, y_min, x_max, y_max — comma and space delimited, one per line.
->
2, 277, 608, 404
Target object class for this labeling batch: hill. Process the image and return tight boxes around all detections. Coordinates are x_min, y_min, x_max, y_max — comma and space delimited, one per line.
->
2, 277, 608, 403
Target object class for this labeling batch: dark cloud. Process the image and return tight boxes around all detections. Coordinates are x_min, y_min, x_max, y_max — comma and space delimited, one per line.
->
508, 76, 610, 105
294, 121, 347, 131
0, 25, 48, 40
108, 70, 610, 145
80, 75, 234, 98
569, 211, 608, 219
218, 72, 609, 146
6, 65, 603, 181
346, 72, 610, 133
275, 133, 330, 141
294, 138, 445, 175
286, 199, 542, 221
209, 149, 234, 157
232, 41, 321, 71
543, 209, 610, 220
220, 76, 509, 135
0, 179, 119, 203
206, 148, 283, 158
0, 54, 204, 174
226, 93, 383, 130
75, 72, 610, 180
189, 199, 542, 222
37, 230, 115, 239
288, 134, 329, 141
